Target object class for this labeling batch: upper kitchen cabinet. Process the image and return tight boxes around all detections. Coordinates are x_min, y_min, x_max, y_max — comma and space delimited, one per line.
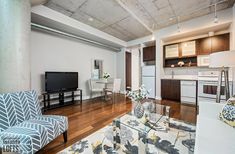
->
163, 42, 197, 68
211, 33, 230, 53
164, 44, 179, 59
196, 33, 230, 55
196, 37, 212, 55
143, 46, 156, 61
163, 33, 230, 68
181, 41, 196, 57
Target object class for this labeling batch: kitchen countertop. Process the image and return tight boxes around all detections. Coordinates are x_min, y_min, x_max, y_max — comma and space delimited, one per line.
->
161, 75, 233, 82
162, 75, 198, 81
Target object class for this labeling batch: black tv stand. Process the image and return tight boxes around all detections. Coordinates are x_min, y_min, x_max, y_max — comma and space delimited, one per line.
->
42, 89, 82, 111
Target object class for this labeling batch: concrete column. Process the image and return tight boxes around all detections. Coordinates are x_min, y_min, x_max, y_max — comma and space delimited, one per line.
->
232, 4, 235, 96
0, 0, 31, 93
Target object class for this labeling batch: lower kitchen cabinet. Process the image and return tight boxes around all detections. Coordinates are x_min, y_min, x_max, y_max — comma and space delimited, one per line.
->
161, 79, 181, 101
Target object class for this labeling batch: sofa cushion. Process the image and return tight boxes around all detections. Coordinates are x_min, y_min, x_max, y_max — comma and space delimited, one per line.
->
0, 90, 42, 132
219, 97, 235, 128
0, 115, 68, 153
195, 116, 235, 154
33, 115, 68, 134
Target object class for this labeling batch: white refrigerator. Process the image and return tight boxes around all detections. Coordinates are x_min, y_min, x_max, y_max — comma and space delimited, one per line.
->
142, 65, 155, 99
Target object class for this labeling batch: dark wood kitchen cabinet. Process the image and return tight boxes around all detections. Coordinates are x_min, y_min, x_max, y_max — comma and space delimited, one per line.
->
161, 79, 181, 102
211, 33, 230, 53
143, 46, 156, 61
196, 37, 212, 55
196, 33, 229, 55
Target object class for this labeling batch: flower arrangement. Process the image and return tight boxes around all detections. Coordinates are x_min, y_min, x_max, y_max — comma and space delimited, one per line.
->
126, 85, 150, 102
103, 72, 110, 79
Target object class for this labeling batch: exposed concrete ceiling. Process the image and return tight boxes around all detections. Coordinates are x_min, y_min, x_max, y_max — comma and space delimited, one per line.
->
31, 0, 48, 6
44, 0, 235, 41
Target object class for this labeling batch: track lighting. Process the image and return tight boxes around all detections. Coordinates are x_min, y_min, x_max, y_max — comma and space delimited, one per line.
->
151, 24, 155, 40
177, 16, 180, 33
214, 4, 218, 23
177, 25, 180, 33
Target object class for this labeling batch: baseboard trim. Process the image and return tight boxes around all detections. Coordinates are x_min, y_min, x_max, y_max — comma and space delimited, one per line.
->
155, 96, 162, 100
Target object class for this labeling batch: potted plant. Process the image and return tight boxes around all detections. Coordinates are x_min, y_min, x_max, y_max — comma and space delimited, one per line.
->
126, 85, 150, 118
103, 72, 110, 81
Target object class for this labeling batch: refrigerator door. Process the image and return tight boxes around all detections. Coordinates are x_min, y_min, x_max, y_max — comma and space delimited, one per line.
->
142, 66, 155, 76
142, 77, 155, 98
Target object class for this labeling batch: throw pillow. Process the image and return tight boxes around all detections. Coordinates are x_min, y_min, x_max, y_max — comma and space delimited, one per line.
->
219, 97, 235, 128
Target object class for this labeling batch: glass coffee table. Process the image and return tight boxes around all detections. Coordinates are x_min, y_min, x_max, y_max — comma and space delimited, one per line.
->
112, 103, 170, 153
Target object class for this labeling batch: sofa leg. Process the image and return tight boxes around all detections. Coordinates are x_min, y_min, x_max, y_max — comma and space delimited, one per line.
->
63, 131, 68, 143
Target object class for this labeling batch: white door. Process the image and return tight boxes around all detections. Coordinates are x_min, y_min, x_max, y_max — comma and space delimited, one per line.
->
142, 77, 155, 98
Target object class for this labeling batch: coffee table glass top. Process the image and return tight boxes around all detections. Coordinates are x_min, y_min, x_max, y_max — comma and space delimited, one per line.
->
114, 103, 170, 133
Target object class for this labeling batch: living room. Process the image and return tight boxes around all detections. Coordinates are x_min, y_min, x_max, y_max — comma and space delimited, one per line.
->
0, 0, 235, 154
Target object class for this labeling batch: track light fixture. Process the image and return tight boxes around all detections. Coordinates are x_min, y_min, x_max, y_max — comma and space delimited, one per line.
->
214, 3, 218, 23
177, 16, 180, 33
151, 24, 155, 40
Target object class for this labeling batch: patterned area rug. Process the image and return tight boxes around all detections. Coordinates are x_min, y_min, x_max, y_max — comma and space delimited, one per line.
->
58, 115, 196, 154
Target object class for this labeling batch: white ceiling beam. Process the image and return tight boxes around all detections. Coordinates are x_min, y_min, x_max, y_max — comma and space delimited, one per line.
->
115, 0, 154, 33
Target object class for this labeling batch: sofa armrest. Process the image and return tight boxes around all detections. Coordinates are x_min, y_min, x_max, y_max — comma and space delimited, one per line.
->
199, 101, 225, 119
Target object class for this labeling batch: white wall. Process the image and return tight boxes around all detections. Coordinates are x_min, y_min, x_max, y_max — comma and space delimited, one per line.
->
30, 30, 117, 99
116, 48, 125, 93
131, 48, 140, 90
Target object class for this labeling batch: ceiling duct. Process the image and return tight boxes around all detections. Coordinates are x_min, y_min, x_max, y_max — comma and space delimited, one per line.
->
31, 23, 121, 52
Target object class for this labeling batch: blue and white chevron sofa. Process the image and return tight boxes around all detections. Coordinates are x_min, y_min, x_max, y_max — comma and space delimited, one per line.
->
0, 90, 68, 153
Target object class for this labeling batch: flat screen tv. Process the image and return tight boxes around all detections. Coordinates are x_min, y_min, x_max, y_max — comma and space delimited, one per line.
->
45, 72, 78, 93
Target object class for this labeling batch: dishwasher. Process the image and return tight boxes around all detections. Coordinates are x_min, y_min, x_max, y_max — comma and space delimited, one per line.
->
181, 81, 197, 105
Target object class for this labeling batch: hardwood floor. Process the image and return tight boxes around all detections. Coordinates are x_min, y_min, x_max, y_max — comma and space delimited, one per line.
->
39, 95, 196, 154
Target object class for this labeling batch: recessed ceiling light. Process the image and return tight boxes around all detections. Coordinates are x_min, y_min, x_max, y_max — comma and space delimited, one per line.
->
88, 17, 94, 21
169, 17, 173, 21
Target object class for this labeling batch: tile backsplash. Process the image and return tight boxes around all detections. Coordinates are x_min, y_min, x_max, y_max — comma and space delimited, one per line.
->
164, 67, 217, 75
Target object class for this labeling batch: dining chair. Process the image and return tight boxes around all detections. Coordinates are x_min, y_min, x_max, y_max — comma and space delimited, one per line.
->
104, 78, 122, 102
88, 79, 105, 99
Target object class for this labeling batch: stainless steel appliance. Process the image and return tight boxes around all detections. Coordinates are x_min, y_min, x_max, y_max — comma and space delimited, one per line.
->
198, 71, 233, 103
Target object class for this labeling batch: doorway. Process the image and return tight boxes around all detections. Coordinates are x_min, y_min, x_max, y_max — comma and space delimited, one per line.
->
125, 52, 131, 91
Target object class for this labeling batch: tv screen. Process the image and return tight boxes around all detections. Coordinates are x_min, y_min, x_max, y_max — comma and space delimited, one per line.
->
45, 72, 78, 92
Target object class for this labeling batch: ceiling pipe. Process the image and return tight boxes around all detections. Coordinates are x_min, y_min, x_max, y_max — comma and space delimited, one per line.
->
31, 23, 121, 52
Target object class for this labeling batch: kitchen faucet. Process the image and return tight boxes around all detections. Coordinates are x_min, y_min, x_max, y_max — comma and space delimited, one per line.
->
171, 70, 174, 79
